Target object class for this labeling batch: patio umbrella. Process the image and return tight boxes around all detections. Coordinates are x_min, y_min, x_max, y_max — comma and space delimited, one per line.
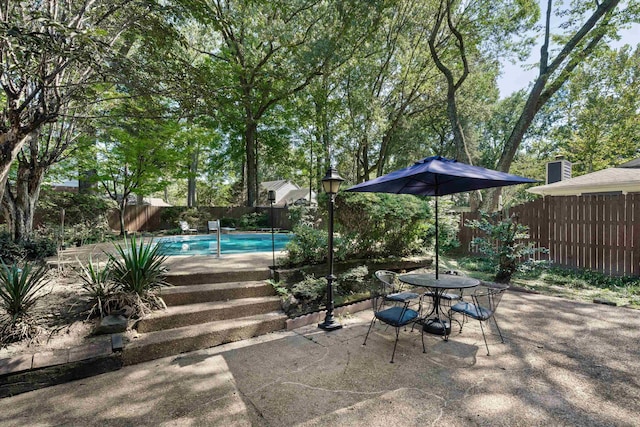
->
345, 155, 537, 278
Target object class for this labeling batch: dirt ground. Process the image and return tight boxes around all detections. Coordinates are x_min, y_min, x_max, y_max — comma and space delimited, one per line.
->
0, 266, 100, 360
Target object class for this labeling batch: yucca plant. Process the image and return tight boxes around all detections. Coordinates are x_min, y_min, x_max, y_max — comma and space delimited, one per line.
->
107, 236, 169, 318
0, 262, 50, 344
77, 256, 116, 318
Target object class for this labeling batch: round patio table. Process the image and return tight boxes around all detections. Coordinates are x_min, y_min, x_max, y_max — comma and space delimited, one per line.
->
398, 273, 479, 339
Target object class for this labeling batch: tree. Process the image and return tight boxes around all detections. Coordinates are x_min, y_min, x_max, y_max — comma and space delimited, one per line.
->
2, 118, 82, 241
0, 0, 166, 205
179, 0, 386, 206
427, 0, 539, 165
485, 0, 639, 209
559, 45, 640, 173
87, 98, 180, 235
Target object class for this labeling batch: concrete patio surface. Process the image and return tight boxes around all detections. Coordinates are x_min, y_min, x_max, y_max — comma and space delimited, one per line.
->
0, 289, 638, 426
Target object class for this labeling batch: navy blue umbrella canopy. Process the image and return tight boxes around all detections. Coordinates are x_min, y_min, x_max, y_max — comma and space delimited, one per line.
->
346, 156, 537, 278
346, 156, 537, 196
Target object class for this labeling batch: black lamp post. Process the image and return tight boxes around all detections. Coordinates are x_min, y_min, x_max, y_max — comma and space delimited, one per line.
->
268, 190, 276, 269
318, 165, 344, 331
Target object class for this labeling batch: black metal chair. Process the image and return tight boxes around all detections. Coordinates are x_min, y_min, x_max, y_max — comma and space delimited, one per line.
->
374, 270, 419, 304
448, 284, 508, 355
363, 271, 422, 363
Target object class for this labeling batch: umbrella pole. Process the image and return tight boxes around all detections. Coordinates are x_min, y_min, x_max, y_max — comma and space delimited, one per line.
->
435, 196, 439, 280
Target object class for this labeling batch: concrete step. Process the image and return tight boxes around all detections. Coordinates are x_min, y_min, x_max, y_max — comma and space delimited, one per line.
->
165, 270, 271, 286
136, 296, 283, 333
159, 281, 276, 306
123, 312, 287, 365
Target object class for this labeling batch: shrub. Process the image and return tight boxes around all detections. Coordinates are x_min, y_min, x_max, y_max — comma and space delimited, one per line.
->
285, 225, 328, 266
336, 266, 370, 296
288, 205, 318, 229
107, 236, 169, 318
238, 212, 267, 229
465, 211, 547, 283
36, 188, 113, 246
0, 232, 57, 264
0, 233, 25, 264
22, 236, 57, 260
291, 274, 327, 310
77, 257, 116, 318
220, 217, 237, 228
335, 192, 434, 258
0, 262, 50, 344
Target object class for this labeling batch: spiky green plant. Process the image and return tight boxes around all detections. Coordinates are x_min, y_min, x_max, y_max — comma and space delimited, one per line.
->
77, 256, 116, 318
0, 262, 50, 344
106, 236, 169, 318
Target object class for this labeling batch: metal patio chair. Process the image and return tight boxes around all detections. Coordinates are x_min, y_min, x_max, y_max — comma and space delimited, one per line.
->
448, 284, 508, 355
363, 271, 422, 363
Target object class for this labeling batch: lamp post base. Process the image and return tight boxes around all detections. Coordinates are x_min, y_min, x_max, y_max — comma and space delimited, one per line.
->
318, 320, 343, 331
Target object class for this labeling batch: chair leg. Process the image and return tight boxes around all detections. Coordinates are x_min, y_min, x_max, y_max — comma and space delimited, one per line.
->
363, 317, 377, 346
390, 327, 400, 363
478, 320, 490, 356
421, 324, 426, 354
492, 316, 505, 343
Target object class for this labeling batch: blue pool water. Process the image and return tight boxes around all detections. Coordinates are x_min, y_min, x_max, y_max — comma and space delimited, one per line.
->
156, 233, 293, 256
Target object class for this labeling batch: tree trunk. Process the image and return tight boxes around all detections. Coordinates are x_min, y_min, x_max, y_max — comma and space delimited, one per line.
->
0, 131, 34, 207
245, 120, 258, 207
79, 169, 97, 194
2, 162, 45, 241
118, 198, 128, 236
187, 148, 198, 208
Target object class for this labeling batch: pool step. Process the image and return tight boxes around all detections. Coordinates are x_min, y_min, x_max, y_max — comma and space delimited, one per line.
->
136, 296, 282, 333
124, 274, 286, 366
159, 281, 276, 306
165, 270, 271, 286
123, 312, 287, 365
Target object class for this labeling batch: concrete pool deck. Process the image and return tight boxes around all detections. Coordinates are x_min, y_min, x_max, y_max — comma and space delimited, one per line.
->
52, 238, 284, 274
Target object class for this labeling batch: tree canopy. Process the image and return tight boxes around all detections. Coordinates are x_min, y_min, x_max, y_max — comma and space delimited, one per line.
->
2, 0, 639, 240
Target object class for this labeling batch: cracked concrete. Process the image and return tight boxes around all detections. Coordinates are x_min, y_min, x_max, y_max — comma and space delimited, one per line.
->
0, 290, 639, 426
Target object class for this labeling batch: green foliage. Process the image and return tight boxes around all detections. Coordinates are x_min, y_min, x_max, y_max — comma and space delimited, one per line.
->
0, 262, 50, 344
336, 266, 370, 296
238, 212, 268, 229
287, 205, 318, 229
220, 217, 238, 228
335, 192, 432, 258
107, 236, 169, 297
291, 274, 327, 302
284, 225, 328, 266
0, 233, 25, 264
21, 237, 57, 260
77, 257, 116, 318
0, 232, 57, 264
465, 212, 547, 283
37, 188, 114, 246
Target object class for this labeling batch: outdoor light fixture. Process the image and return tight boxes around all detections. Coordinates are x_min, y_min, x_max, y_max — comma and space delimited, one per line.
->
318, 166, 345, 331
268, 190, 276, 270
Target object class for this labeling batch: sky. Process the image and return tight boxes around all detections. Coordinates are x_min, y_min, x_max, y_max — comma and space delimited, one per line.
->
497, 19, 640, 98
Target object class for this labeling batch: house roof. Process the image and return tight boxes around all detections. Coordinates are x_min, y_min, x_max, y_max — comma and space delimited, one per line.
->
261, 180, 295, 192
280, 188, 316, 205
527, 167, 640, 196
618, 158, 640, 168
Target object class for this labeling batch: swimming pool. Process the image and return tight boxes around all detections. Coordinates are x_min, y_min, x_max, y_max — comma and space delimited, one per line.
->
156, 233, 293, 256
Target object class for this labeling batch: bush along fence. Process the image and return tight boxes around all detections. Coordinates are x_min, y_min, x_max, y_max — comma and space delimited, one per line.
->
459, 194, 640, 277
106, 206, 292, 233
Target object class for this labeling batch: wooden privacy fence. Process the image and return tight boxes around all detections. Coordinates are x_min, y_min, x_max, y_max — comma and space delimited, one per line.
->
108, 206, 292, 233
459, 194, 640, 277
